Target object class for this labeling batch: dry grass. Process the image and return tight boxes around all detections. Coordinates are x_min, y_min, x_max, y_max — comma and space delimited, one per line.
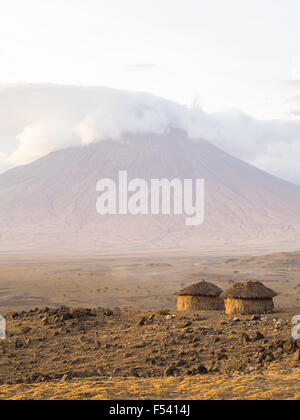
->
1, 366, 299, 400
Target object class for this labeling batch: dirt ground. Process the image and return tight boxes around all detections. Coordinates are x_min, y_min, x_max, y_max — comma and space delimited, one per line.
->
0, 305, 299, 399
0, 250, 299, 400
0, 251, 299, 313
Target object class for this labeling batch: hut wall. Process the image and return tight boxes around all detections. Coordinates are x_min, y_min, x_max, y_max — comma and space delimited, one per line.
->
224, 297, 274, 315
177, 295, 224, 311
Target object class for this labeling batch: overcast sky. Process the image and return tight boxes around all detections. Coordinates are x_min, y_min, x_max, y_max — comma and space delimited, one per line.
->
0, 0, 300, 184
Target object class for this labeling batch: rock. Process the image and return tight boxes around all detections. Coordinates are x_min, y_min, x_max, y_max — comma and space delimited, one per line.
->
42, 307, 50, 314
296, 339, 300, 349
292, 350, 300, 361
94, 340, 101, 348
164, 366, 177, 376
217, 354, 228, 361
283, 341, 295, 353
233, 317, 240, 322
136, 316, 147, 326
14, 379, 24, 385
251, 315, 261, 321
21, 327, 32, 335
265, 354, 274, 362
241, 333, 251, 345
104, 309, 113, 317
176, 359, 186, 367
59, 313, 70, 322
131, 368, 140, 377
195, 365, 208, 375
24, 338, 31, 347
275, 340, 284, 349
273, 348, 283, 360
206, 361, 219, 373
61, 373, 71, 382
187, 365, 208, 375
254, 332, 265, 341
37, 374, 50, 383
14, 339, 23, 349
41, 317, 49, 325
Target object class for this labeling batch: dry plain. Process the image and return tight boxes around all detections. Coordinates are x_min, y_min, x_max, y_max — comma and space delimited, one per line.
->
0, 250, 299, 400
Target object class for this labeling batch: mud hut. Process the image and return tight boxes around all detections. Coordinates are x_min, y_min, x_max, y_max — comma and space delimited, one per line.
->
221, 281, 278, 315
175, 281, 224, 311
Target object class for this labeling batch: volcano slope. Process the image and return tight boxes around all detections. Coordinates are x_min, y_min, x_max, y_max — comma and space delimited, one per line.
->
1, 130, 300, 253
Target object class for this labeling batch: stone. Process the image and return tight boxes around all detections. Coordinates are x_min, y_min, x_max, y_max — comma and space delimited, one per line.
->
283, 341, 295, 353
265, 354, 274, 362
136, 316, 147, 326
241, 333, 251, 345
254, 332, 265, 341
164, 366, 177, 376
61, 373, 71, 382
41, 317, 49, 325
217, 354, 228, 361
273, 348, 283, 360
21, 327, 32, 335
14, 339, 23, 349
292, 350, 300, 361
195, 365, 208, 375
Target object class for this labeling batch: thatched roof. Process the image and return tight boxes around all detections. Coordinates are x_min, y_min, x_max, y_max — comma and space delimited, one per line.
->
221, 281, 278, 300
175, 281, 223, 297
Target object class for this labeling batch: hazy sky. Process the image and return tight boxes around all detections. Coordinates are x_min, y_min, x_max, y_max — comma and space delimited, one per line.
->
0, 0, 300, 184
0, 0, 299, 117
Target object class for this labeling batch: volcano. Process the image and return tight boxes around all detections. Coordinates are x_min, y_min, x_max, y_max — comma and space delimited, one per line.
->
1, 129, 300, 253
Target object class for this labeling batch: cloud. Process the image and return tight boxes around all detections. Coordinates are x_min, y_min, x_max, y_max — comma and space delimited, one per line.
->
9, 121, 79, 165
0, 84, 187, 166
283, 96, 300, 116
124, 64, 162, 71
292, 55, 300, 80
0, 83, 300, 185
74, 90, 186, 145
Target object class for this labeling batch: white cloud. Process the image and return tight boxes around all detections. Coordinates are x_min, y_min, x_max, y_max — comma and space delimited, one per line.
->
284, 96, 300, 116
0, 83, 300, 185
292, 55, 300, 80
74, 90, 186, 145
9, 121, 79, 165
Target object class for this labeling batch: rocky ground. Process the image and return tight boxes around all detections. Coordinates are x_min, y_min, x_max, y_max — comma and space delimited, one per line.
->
0, 306, 299, 390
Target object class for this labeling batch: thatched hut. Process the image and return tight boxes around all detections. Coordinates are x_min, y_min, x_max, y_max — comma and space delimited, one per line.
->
175, 281, 224, 311
221, 281, 278, 315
